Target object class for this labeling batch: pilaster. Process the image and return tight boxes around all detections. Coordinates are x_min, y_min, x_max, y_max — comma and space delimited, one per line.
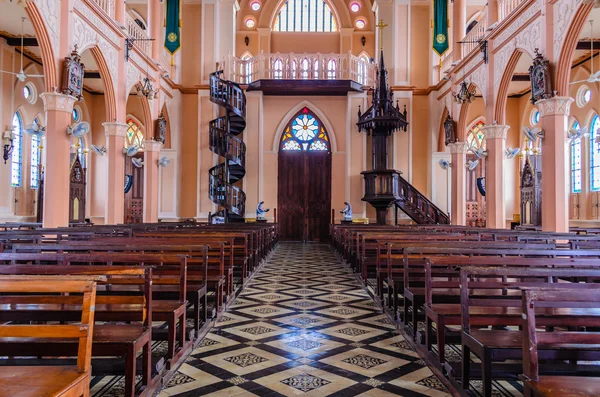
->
40, 92, 77, 228
257, 28, 271, 55
537, 96, 573, 232
144, 140, 163, 222
103, 121, 128, 225
452, 0, 466, 61
449, 141, 468, 225
482, 124, 509, 228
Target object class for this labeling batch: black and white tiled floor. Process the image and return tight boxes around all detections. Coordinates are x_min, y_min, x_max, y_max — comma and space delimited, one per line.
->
158, 243, 450, 397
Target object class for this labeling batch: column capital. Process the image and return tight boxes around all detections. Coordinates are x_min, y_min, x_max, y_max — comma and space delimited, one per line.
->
144, 140, 163, 152
482, 124, 509, 140
536, 97, 574, 118
449, 141, 469, 154
40, 92, 77, 114
103, 122, 128, 137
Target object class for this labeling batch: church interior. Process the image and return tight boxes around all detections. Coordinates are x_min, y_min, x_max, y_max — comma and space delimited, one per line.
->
1, 0, 600, 396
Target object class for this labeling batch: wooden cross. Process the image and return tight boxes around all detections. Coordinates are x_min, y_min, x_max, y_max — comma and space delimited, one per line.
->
376, 19, 388, 50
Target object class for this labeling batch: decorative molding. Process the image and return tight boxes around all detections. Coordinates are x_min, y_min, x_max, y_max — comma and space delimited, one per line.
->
33, 0, 59, 55
481, 125, 509, 140
536, 96, 574, 117
126, 63, 143, 96
554, 0, 584, 63
449, 141, 469, 154
493, 0, 541, 49
103, 121, 128, 137
40, 92, 77, 113
144, 140, 163, 152
469, 64, 488, 103
73, 0, 120, 46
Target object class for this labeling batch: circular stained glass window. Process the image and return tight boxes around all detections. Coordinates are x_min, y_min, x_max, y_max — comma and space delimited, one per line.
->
293, 113, 318, 141
245, 17, 256, 28
280, 107, 330, 152
251, 1, 261, 11
355, 19, 366, 29
23, 85, 31, 100
350, 2, 360, 12
23, 82, 36, 104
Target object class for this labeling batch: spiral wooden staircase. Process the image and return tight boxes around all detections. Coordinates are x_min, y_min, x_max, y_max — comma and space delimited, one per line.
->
208, 71, 247, 222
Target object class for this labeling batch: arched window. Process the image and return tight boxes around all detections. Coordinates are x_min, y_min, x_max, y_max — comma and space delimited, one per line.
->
280, 107, 331, 152
241, 52, 253, 84
327, 59, 337, 79
273, 0, 338, 32
125, 119, 145, 150
30, 118, 42, 189
571, 120, 582, 193
357, 53, 370, 85
590, 115, 600, 191
273, 59, 283, 79
466, 120, 486, 151
11, 112, 23, 187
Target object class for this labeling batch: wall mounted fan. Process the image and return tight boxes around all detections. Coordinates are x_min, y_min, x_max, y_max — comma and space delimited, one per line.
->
505, 147, 520, 159
473, 147, 488, 159
124, 145, 140, 157
131, 158, 144, 168
67, 121, 90, 137
466, 159, 479, 170
24, 123, 45, 136
0, 18, 44, 82
158, 157, 171, 167
90, 144, 106, 156
568, 125, 589, 142
522, 126, 544, 142
438, 159, 451, 170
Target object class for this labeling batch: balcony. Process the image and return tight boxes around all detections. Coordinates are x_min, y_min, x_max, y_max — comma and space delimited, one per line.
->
222, 52, 377, 88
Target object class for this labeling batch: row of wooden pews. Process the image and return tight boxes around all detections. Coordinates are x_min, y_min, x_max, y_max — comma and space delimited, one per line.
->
332, 224, 600, 397
0, 222, 278, 397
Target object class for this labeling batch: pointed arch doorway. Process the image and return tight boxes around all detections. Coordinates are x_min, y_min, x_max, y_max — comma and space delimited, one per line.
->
278, 107, 332, 242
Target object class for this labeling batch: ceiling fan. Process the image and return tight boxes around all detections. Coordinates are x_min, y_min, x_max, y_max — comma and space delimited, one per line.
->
0, 17, 44, 82
572, 20, 600, 84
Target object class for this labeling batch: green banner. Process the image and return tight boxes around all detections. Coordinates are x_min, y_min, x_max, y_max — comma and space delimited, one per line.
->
432, 0, 448, 56
164, 0, 181, 59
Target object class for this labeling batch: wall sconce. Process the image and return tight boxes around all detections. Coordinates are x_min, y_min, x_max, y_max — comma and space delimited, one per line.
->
2, 128, 14, 164
361, 36, 366, 46
245, 36, 249, 46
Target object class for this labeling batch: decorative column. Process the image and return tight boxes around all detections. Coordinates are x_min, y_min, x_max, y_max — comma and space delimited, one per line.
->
215, 0, 239, 63
449, 141, 467, 225
487, 0, 499, 26
143, 140, 162, 223
40, 93, 77, 228
538, 97, 573, 232
103, 122, 128, 225
452, 0, 466, 61
482, 125, 509, 228
115, 0, 126, 25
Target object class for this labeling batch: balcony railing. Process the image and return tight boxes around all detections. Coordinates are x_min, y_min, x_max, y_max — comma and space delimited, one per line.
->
439, 50, 454, 79
499, 0, 526, 21
160, 49, 172, 75
126, 14, 152, 58
222, 52, 378, 86
92, 0, 115, 18
461, 6, 488, 58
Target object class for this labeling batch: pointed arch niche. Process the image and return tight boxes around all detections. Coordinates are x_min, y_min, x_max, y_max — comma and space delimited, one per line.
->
277, 107, 332, 242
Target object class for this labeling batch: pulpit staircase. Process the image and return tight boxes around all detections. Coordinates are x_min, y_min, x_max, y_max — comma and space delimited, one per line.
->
208, 71, 247, 222
394, 176, 450, 224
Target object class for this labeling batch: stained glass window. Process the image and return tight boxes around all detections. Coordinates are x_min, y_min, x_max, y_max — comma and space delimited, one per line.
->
11, 112, 23, 187
30, 127, 41, 189
571, 120, 582, 193
273, 0, 338, 32
280, 107, 330, 152
357, 54, 370, 85
591, 115, 600, 191
466, 121, 486, 151
125, 119, 145, 150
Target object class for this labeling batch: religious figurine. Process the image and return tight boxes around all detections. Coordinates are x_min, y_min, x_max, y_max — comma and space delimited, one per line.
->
256, 201, 270, 221
340, 202, 352, 221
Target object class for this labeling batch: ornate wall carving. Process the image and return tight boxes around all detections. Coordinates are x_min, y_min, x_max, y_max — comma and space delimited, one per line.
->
126, 63, 143, 97
469, 64, 487, 103
482, 124, 509, 140
449, 141, 469, 154
33, 0, 60, 55
73, 0, 120, 46
537, 97, 574, 117
554, 0, 584, 63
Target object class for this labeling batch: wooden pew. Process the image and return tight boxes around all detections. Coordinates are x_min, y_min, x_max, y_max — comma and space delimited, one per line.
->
0, 275, 97, 397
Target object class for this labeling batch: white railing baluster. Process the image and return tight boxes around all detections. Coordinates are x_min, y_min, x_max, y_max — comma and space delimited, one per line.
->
126, 14, 152, 58
460, 6, 488, 58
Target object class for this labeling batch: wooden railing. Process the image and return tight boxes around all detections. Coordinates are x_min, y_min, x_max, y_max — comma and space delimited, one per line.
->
126, 14, 152, 58
461, 6, 488, 58
223, 52, 378, 86
92, 0, 114, 17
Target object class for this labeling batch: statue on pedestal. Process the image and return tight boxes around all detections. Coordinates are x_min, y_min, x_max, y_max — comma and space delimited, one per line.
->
340, 202, 353, 222
256, 201, 270, 221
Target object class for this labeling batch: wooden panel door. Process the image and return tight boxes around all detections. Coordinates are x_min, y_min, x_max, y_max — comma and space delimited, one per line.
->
278, 152, 331, 242
124, 154, 144, 224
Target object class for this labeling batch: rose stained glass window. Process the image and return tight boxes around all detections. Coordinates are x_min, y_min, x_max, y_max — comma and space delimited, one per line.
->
280, 107, 330, 152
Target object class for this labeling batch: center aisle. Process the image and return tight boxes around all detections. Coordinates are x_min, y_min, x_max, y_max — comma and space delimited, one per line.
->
159, 243, 449, 397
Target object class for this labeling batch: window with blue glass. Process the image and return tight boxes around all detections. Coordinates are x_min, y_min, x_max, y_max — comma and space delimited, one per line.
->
591, 115, 600, 191
30, 133, 40, 189
571, 120, 582, 193
280, 107, 330, 152
11, 112, 23, 187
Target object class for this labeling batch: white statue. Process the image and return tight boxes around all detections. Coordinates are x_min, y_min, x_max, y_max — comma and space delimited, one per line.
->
340, 202, 352, 221
256, 201, 270, 221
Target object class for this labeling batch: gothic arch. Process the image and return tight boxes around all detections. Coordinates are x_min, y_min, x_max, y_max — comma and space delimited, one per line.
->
495, 49, 524, 124
272, 100, 338, 152
457, 83, 480, 141
78, 45, 117, 121
24, 3, 57, 92
556, 3, 594, 96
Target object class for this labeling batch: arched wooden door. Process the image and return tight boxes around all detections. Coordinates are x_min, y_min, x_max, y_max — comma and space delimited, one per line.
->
277, 107, 332, 242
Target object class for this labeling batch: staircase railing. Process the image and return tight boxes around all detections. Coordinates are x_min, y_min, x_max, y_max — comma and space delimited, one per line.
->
208, 71, 247, 221
396, 175, 450, 224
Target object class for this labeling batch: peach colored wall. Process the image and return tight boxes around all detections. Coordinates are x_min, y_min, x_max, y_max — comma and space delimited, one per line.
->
412, 95, 429, 194
182, 4, 203, 85
410, 5, 430, 88
271, 33, 340, 53
179, 94, 199, 217
89, 93, 107, 224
